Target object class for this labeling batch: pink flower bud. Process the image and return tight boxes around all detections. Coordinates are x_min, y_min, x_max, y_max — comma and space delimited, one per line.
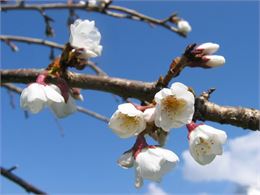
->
203, 55, 225, 67
196, 42, 220, 55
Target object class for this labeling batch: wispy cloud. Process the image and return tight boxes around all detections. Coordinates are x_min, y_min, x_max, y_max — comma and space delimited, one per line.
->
182, 132, 260, 188
146, 183, 168, 195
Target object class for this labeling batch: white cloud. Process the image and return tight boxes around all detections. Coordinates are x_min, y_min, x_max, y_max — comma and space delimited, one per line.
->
182, 132, 260, 188
146, 183, 168, 195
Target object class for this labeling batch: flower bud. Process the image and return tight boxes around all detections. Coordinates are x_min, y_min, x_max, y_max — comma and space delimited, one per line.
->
177, 20, 192, 34
203, 55, 225, 67
195, 42, 220, 55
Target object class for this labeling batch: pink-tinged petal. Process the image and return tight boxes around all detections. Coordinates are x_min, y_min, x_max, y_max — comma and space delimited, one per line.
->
196, 42, 220, 55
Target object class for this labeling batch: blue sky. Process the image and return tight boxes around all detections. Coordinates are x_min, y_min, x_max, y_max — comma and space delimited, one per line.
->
1, 1, 259, 194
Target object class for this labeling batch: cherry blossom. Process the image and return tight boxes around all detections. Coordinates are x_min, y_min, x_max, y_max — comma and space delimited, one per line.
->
187, 122, 227, 165
70, 19, 102, 58
109, 103, 146, 138
154, 82, 195, 131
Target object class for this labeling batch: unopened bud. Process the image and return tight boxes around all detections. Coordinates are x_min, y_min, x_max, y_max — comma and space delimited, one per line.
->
196, 42, 220, 55
203, 55, 225, 67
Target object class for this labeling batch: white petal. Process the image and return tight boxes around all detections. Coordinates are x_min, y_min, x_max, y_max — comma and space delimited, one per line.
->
49, 95, 77, 118
26, 83, 47, 103
143, 107, 156, 123
197, 125, 227, 144
20, 87, 30, 108
170, 82, 188, 91
196, 42, 220, 55
20, 83, 47, 113
135, 148, 162, 182
154, 147, 179, 163
117, 151, 134, 169
118, 103, 143, 117
154, 88, 173, 103
203, 55, 225, 67
44, 85, 64, 103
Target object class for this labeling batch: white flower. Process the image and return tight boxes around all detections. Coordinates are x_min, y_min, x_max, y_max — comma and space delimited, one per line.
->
20, 83, 64, 114
117, 151, 134, 169
189, 124, 227, 165
48, 85, 77, 118
70, 19, 102, 58
177, 20, 192, 34
203, 55, 226, 67
196, 42, 220, 55
154, 82, 195, 131
134, 147, 179, 188
109, 103, 146, 138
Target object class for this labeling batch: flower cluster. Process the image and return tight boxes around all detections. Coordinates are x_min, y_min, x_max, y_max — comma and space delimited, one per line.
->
20, 19, 102, 118
20, 74, 79, 118
109, 82, 227, 188
19, 17, 228, 188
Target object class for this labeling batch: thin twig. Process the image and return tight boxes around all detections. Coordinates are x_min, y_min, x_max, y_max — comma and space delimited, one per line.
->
77, 106, 109, 123
0, 35, 64, 49
86, 61, 107, 76
1, 166, 47, 194
0, 35, 108, 76
1, 2, 185, 36
1, 83, 110, 123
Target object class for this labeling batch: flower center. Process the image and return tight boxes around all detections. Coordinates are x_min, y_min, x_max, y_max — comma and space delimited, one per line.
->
194, 137, 212, 156
118, 114, 140, 129
161, 95, 186, 115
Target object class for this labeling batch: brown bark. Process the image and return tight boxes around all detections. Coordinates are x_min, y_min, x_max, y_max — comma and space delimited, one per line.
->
1, 68, 259, 131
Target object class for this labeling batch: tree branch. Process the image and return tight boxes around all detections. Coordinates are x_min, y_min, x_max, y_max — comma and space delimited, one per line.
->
194, 89, 260, 131
0, 69, 157, 101
0, 68, 259, 131
1, 166, 47, 194
1, 2, 185, 36
0, 35, 64, 49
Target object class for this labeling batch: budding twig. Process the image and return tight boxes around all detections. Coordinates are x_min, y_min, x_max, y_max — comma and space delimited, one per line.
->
0, 35, 64, 49
1, 2, 186, 37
